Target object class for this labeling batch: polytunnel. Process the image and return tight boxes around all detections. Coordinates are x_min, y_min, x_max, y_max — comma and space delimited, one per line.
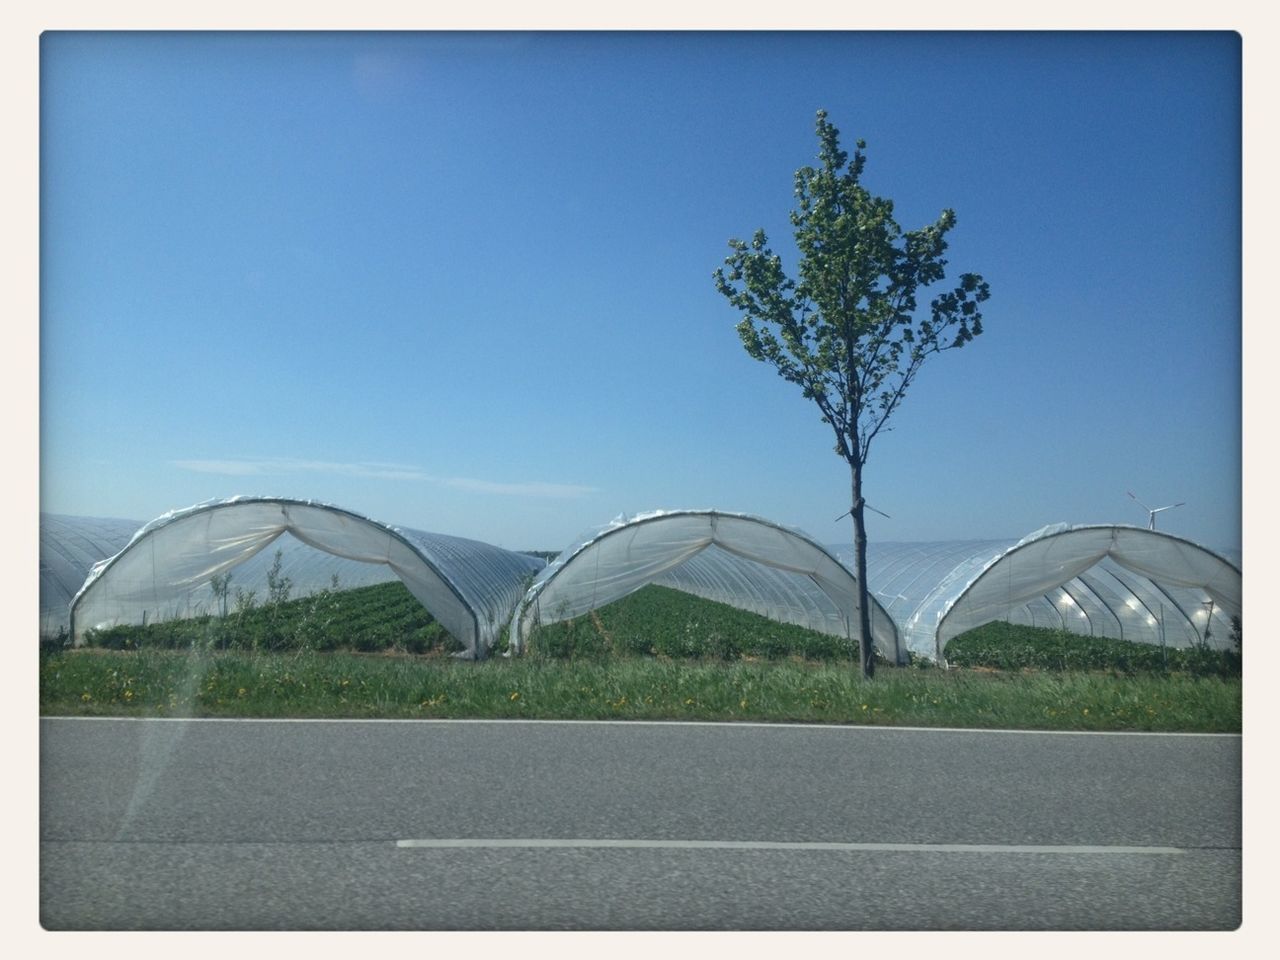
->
68, 497, 546, 658
40, 513, 142, 637
838, 524, 1241, 662
41, 512, 404, 637
510, 509, 903, 663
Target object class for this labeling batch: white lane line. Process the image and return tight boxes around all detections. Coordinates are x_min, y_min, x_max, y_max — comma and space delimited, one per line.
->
40, 716, 1239, 738
394, 838, 1184, 855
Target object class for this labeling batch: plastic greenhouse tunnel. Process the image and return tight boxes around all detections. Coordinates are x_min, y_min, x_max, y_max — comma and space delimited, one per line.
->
510, 509, 903, 663
67, 497, 546, 659
844, 524, 1241, 663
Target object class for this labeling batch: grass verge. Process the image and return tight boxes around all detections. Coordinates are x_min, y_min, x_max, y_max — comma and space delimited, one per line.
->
40, 647, 1240, 732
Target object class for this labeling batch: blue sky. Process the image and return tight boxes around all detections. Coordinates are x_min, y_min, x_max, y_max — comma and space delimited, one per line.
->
39, 30, 1242, 551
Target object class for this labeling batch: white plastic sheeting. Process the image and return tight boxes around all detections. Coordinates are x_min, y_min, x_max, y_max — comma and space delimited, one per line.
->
840, 525, 1242, 661
49, 505, 1241, 668
68, 497, 545, 658
511, 510, 903, 662
41, 513, 402, 637
40, 514, 141, 637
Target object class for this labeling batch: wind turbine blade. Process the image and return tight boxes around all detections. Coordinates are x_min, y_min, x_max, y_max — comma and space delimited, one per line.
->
1127, 491, 1153, 511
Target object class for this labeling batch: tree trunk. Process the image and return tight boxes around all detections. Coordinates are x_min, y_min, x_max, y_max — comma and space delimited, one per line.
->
849, 459, 875, 679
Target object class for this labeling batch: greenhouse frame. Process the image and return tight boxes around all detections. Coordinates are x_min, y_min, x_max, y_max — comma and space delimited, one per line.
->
45, 502, 1241, 666
41, 511, 408, 638
510, 509, 904, 663
66, 497, 545, 659
40, 513, 142, 638
846, 524, 1242, 662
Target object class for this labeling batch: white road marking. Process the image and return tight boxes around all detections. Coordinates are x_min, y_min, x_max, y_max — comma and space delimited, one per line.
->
39, 716, 1239, 738
394, 838, 1184, 855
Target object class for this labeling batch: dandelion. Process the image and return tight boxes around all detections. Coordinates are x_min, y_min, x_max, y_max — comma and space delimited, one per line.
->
80, 692, 91, 702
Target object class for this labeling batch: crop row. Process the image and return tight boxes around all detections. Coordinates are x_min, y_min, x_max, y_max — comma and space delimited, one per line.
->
68, 580, 1241, 677
945, 620, 1241, 676
527, 585, 882, 663
82, 580, 461, 655
524, 586, 1240, 676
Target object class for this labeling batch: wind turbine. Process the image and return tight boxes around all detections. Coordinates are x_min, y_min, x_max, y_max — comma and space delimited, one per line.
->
1127, 491, 1185, 530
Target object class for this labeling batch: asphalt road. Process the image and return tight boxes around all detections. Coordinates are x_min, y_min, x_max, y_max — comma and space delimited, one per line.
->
39, 717, 1241, 930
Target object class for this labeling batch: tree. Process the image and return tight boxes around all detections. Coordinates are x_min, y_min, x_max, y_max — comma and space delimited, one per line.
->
714, 110, 990, 678
209, 571, 232, 619
265, 548, 292, 607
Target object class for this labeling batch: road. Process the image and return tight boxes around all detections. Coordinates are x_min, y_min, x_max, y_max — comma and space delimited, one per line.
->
39, 717, 1241, 930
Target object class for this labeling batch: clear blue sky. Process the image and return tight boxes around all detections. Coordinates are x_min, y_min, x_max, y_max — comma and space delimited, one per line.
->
39, 30, 1242, 552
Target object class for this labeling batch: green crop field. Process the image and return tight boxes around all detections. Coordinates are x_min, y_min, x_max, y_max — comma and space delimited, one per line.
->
42, 580, 1240, 731
524, 584, 861, 662
64, 580, 1240, 677
77, 580, 462, 656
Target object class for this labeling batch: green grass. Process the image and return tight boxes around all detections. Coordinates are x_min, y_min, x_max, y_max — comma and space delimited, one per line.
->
45, 582, 1240, 732
39, 647, 1240, 732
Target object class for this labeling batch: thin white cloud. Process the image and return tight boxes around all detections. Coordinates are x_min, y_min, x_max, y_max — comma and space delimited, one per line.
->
170, 458, 597, 499
171, 458, 429, 481
171, 459, 269, 477
440, 477, 599, 498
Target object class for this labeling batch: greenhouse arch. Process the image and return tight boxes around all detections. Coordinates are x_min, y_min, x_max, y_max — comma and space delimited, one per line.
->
922, 525, 1241, 661
41, 513, 143, 637
511, 509, 903, 663
68, 496, 545, 658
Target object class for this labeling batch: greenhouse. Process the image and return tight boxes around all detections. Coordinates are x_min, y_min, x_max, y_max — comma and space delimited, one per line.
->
840, 524, 1242, 662
66, 497, 545, 658
41, 511, 404, 637
510, 509, 905, 663
46, 503, 1241, 668
40, 514, 142, 637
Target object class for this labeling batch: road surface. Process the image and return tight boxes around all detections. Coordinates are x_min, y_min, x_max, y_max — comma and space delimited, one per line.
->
39, 717, 1241, 930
